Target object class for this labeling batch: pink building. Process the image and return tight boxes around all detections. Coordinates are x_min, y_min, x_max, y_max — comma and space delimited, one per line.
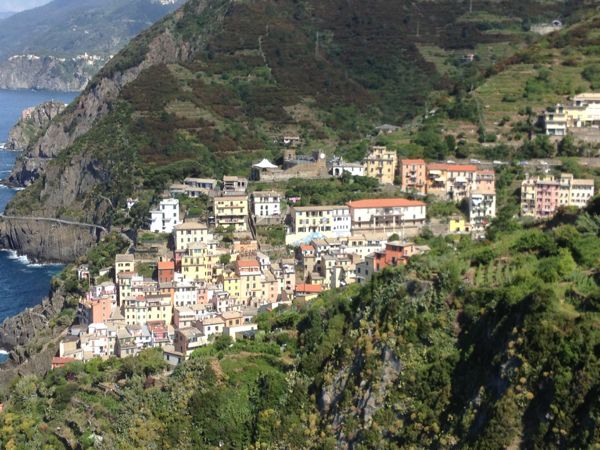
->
400, 159, 427, 194
476, 170, 496, 194
535, 179, 560, 218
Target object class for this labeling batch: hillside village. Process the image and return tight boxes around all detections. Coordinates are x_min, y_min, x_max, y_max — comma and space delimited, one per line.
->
52, 138, 595, 369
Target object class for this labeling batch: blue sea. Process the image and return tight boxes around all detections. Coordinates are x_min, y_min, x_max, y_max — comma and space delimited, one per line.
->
0, 89, 77, 361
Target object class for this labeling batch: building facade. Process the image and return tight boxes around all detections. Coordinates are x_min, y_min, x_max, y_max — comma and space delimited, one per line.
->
365, 146, 398, 185
520, 173, 595, 218
400, 159, 427, 194
150, 198, 180, 233
346, 198, 427, 232
213, 195, 248, 231
286, 205, 352, 245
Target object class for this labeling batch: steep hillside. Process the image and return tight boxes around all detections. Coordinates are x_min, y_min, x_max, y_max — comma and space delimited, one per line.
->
0, 200, 598, 448
5, 0, 582, 229
0, 0, 183, 90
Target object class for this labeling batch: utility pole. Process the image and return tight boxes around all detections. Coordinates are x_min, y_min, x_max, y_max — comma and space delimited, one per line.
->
469, 0, 473, 14
315, 32, 320, 59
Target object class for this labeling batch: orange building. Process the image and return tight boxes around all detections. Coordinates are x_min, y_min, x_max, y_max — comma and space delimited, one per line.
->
80, 296, 113, 324
158, 260, 175, 284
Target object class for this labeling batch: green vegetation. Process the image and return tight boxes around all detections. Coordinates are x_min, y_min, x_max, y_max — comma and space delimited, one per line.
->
284, 175, 381, 206
2, 198, 599, 448
256, 225, 286, 246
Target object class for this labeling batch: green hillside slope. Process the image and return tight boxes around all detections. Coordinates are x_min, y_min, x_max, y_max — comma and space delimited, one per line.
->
1, 199, 598, 448
7, 0, 590, 223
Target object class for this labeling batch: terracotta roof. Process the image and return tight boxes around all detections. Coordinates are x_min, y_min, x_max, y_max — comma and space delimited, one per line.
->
237, 259, 260, 268
401, 159, 426, 164
158, 261, 175, 270
295, 284, 323, 293
52, 357, 76, 365
300, 245, 314, 252
346, 198, 426, 209
477, 169, 495, 175
428, 163, 477, 172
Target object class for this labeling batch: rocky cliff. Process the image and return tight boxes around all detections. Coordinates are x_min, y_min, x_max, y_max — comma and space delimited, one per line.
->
0, 216, 105, 263
0, 56, 100, 92
0, 281, 68, 388
6, 100, 66, 151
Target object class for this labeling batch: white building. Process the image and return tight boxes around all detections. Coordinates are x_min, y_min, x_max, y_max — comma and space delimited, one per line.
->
286, 205, 352, 245
330, 157, 366, 177
346, 198, 427, 231
173, 280, 199, 307
150, 198, 180, 233
469, 192, 496, 234
251, 191, 282, 218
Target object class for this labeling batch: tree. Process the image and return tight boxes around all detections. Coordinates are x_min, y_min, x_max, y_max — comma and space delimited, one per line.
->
557, 136, 578, 157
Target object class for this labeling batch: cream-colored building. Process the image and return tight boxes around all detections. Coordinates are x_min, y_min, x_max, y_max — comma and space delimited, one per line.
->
115, 254, 135, 278
365, 146, 398, 185
213, 195, 248, 231
174, 221, 213, 251
286, 205, 352, 245
544, 93, 600, 136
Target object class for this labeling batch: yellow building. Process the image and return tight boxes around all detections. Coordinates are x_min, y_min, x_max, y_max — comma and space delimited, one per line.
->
365, 146, 398, 185
181, 242, 222, 282
213, 195, 248, 231
220, 270, 241, 300
174, 221, 212, 251
123, 295, 172, 326
448, 216, 471, 234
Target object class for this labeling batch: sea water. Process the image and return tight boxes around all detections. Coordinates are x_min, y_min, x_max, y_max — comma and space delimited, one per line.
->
0, 89, 77, 361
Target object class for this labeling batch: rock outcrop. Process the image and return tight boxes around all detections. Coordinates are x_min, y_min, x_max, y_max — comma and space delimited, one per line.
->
6, 100, 67, 151
0, 282, 69, 388
0, 216, 105, 263
0, 56, 99, 92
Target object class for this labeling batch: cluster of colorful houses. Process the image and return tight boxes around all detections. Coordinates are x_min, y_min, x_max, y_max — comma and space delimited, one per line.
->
51, 144, 596, 369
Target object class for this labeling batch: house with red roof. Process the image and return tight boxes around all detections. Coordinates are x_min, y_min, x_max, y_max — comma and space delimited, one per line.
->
295, 283, 323, 300
346, 198, 427, 233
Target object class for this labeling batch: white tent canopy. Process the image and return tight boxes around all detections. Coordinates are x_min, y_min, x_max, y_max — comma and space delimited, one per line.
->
252, 159, 278, 169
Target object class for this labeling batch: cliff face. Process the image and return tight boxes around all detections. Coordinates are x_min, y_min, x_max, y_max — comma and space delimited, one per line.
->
0, 217, 104, 263
8, 9, 196, 187
6, 100, 66, 151
0, 278, 69, 389
0, 56, 99, 92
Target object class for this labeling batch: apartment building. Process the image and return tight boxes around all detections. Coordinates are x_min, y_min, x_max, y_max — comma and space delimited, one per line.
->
285, 205, 352, 245
222, 176, 248, 194
181, 241, 223, 282
115, 253, 135, 278
250, 191, 282, 218
399, 159, 427, 194
469, 192, 497, 233
213, 195, 248, 231
123, 294, 172, 326
150, 198, 180, 233
346, 198, 427, 232
427, 163, 478, 202
544, 93, 600, 136
365, 146, 398, 185
521, 173, 595, 218
174, 221, 212, 251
